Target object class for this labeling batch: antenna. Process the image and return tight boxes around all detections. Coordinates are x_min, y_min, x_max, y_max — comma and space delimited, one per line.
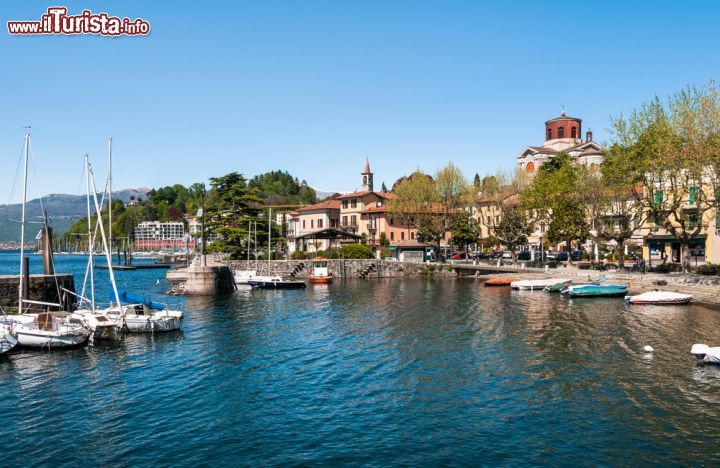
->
561, 105, 565, 116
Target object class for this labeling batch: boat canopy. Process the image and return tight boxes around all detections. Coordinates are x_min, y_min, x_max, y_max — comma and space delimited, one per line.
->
109, 289, 166, 310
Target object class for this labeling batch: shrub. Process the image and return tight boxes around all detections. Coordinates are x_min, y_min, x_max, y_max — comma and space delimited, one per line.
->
653, 263, 682, 273
337, 243, 373, 259
697, 264, 720, 276
380, 247, 392, 259
291, 251, 308, 260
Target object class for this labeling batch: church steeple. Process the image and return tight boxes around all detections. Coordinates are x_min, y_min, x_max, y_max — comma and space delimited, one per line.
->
361, 158, 374, 192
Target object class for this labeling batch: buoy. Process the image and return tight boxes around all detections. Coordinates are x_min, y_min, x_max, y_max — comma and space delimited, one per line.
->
643, 345, 654, 353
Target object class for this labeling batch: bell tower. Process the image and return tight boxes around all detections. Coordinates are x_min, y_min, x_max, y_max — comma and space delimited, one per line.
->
361, 158, 374, 192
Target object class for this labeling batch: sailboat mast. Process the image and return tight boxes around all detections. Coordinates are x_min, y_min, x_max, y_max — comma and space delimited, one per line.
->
18, 132, 30, 314
268, 208, 272, 262
108, 137, 113, 262
87, 157, 122, 311
85, 154, 95, 309
247, 220, 251, 262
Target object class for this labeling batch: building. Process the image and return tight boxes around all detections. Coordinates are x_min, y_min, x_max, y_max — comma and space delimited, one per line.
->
517, 111, 604, 175
337, 160, 386, 237
134, 221, 187, 251
288, 199, 342, 253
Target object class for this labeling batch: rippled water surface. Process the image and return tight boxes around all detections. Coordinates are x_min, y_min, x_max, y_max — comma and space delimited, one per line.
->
2, 253, 720, 465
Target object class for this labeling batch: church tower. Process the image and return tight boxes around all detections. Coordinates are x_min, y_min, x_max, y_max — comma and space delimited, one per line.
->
361, 158, 374, 192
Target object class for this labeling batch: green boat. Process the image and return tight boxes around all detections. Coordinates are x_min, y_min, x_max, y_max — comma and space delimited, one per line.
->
566, 284, 628, 298
544, 280, 573, 292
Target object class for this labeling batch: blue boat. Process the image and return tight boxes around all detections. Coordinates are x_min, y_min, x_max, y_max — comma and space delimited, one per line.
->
565, 284, 628, 298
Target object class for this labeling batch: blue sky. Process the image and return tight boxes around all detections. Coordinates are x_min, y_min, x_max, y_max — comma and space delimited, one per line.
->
1, 0, 719, 202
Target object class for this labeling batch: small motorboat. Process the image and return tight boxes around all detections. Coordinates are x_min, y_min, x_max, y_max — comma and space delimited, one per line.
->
233, 270, 279, 285
308, 258, 333, 284
511, 278, 572, 291
691, 344, 720, 365
625, 290, 692, 305
484, 278, 517, 287
564, 284, 628, 298
70, 309, 124, 340
544, 280, 573, 292
249, 277, 307, 289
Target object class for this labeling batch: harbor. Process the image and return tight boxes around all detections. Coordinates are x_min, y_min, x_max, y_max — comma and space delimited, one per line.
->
3, 252, 720, 464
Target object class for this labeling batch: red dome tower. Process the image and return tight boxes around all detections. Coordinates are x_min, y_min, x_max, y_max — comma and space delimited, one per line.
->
545, 111, 582, 141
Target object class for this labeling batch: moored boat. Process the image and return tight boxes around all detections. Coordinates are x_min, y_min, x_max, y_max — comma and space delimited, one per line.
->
249, 278, 307, 289
14, 312, 90, 348
484, 277, 517, 287
625, 290, 692, 305
544, 279, 573, 292
511, 278, 572, 290
565, 284, 628, 298
691, 344, 720, 364
308, 258, 332, 284
107, 290, 183, 333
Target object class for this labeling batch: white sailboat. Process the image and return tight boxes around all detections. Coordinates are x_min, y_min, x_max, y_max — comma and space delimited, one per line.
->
13, 132, 90, 349
70, 149, 125, 340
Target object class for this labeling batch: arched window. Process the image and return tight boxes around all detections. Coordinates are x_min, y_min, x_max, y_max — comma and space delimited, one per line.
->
571, 126, 577, 138
526, 161, 535, 173
547, 128, 552, 140
558, 127, 565, 139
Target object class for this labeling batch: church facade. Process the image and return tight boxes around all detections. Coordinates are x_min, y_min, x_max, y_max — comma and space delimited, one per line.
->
516, 112, 604, 174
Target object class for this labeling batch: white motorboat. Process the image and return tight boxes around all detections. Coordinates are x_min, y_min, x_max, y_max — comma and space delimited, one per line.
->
511, 278, 572, 290
625, 290, 692, 305
14, 313, 90, 348
233, 270, 278, 285
691, 344, 720, 364
70, 310, 124, 340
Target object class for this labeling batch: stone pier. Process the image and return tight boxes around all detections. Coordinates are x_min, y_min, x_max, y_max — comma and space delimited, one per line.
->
0, 273, 75, 312
173, 255, 235, 295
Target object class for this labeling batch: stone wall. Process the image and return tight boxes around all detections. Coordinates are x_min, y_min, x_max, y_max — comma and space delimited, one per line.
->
0, 274, 75, 312
226, 260, 457, 279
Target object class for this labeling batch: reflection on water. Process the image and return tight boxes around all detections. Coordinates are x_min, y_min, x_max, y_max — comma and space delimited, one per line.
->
1, 254, 720, 464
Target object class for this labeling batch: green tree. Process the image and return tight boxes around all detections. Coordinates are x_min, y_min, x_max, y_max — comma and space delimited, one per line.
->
449, 212, 479, 251
338, 243, 373, 259
205, 172, 262, 259
488, 204, 533, 264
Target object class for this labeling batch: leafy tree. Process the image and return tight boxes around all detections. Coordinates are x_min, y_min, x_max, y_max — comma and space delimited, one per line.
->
473, 173, 481, 188
449, 212, 479, 251
248, 170, 316, 205
607, 82, 720, 272
487, 204, 533, 264
381, 182, 388, 193
205, 173, 262, 259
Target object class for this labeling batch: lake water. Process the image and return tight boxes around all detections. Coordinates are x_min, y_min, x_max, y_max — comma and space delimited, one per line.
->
1, 252, 720, 465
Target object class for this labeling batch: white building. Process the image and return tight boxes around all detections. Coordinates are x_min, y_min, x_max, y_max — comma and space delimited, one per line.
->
134, 221, 186, 251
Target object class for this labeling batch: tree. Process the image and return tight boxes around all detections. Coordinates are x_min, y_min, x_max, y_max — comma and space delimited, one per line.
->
433, 162, 471, 259
449, 212, 479, 251
607, 82, 720, 272
338, 243, 373, 259
490, 204, 533, 264
381, 182, 388, 193
473, 173, 481, 188
205, 172, 261, 259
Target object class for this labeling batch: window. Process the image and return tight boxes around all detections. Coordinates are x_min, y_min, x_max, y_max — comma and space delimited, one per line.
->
351, 215, 357, 226
558, 127, 565, 139
401, 232, 405, 240
318, 219, 323, 229
391, 232, 395, 241
547, 128, 552, 140
688, 212, 699, 229
310, 219, 314, 229
571, 126, 577, 138
342, 216, 348, 226
689, 186, 700, 205
302, 220, 306, 229
654, 192, 664, 205
342, 200, 348, 209
411, 232, 415, 239
390, 217, 394, 226
351, 199, 357, 209
526, 161, 535, 173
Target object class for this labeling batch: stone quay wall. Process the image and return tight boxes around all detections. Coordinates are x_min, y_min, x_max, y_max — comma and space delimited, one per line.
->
226, 260, 457, 279
0, 274, 75, 312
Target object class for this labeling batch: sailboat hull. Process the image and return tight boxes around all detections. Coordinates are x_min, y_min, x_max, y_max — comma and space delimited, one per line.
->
0, 332, 18, 355
124, 313, 183, 333
15, 328, 89, 348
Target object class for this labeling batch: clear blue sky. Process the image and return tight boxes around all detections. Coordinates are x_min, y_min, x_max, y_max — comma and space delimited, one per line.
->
1, 0, 719, 202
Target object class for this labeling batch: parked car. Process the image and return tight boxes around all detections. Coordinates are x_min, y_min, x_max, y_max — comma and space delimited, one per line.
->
501, 252, 512, 259
689, 248, 705, 257
517, 251, 542, 261
451, 252, 467, 260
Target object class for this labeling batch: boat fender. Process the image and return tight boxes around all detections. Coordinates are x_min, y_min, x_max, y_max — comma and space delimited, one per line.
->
643, 345, 654, 354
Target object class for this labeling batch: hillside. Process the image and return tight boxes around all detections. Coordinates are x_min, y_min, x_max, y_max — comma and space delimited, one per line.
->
0, 188, 149, 242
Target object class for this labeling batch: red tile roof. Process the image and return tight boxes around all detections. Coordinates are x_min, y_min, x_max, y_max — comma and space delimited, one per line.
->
297, 199, 341, 212
336, 191, 385, 200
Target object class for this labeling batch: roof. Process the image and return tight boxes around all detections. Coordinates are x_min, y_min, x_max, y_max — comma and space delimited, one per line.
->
292, 228, 362, 240
297, 199, 341, 212
336, 191, 385, 200
390, 240, 432, 248
364, 158, 371, 174
545, 113, 582, 124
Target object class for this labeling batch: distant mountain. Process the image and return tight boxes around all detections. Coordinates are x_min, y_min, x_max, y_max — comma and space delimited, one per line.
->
0, 188, 149, 243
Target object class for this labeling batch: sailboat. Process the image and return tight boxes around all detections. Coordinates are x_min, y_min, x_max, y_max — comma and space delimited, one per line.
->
0, 309, 19, 355
70, 150, 125, 340
12, 132, 90, 349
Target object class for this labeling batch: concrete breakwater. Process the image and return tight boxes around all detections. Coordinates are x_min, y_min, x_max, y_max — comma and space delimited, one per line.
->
0, 274, 75, 312
225, 259, 457, 279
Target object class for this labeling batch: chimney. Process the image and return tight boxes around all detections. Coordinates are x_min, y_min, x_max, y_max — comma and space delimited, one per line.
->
586, 130, 593, 142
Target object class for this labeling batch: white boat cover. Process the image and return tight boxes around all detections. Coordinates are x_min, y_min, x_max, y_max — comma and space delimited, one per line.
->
626, 291, 692, 304
691, 344, 720, 364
